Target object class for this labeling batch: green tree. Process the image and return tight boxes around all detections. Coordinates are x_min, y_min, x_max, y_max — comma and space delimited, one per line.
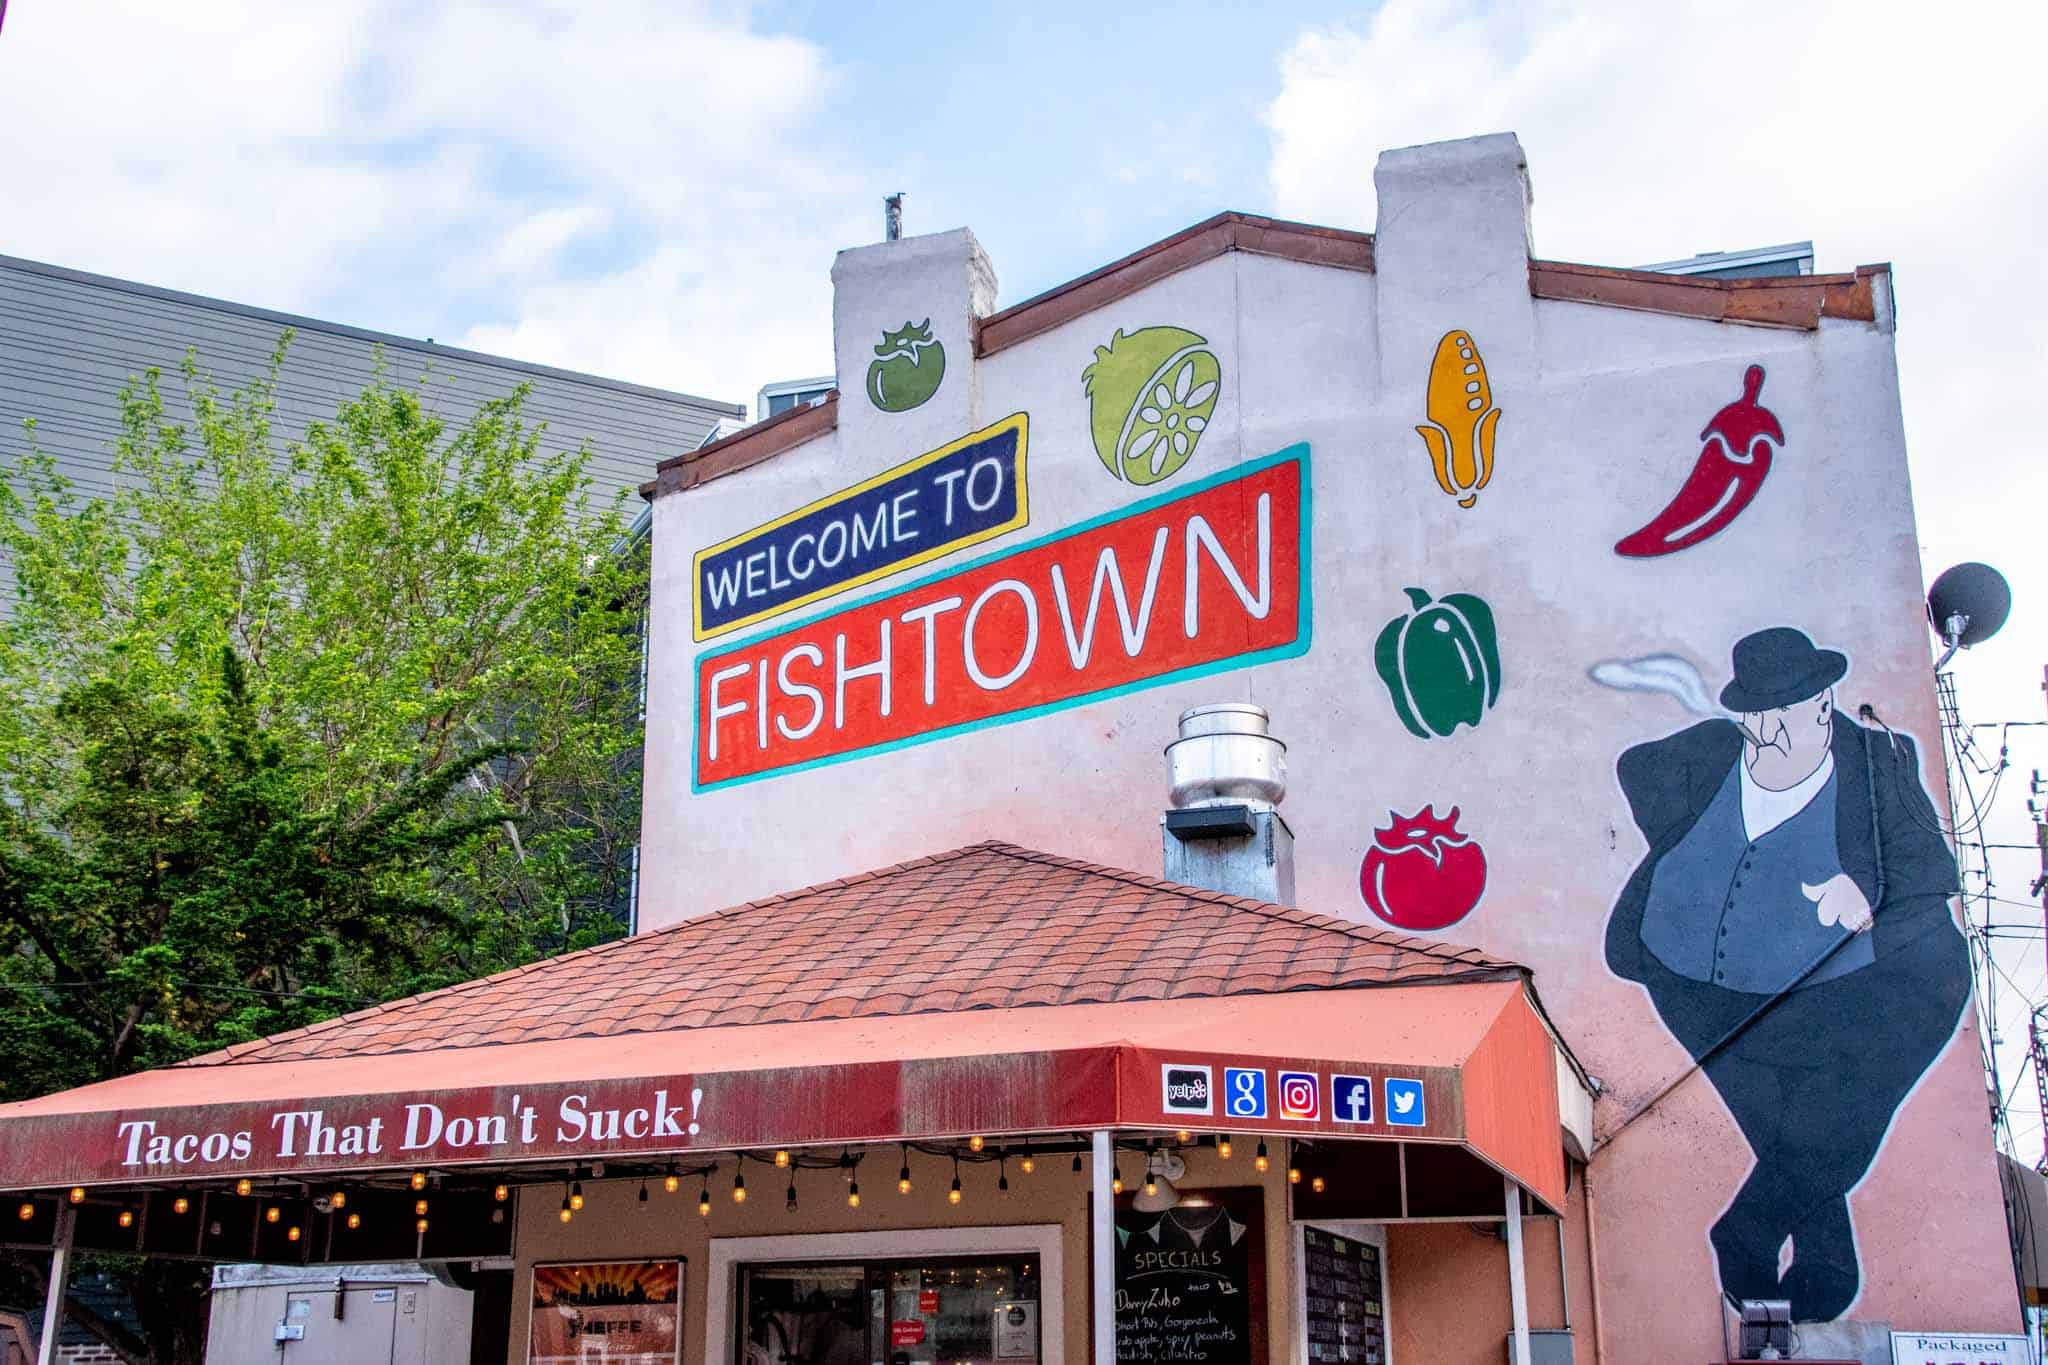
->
0, 340, 648, 1361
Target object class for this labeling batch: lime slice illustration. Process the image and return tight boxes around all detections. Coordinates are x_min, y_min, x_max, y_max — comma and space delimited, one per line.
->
1082, 326, 1221, 486
1115, 346, 1219, 485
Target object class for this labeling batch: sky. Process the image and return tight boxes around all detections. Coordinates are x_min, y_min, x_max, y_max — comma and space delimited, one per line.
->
2, 0, 2045, 1137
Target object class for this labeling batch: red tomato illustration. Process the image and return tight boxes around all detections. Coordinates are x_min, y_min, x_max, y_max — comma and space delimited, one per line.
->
1358, 805, 1488, 931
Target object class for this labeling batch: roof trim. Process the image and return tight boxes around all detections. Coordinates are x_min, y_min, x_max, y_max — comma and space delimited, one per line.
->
178, 840, 1527, 1070
1529, 258, 1885, 329
973, 211, 1376, 358
640, 389, 841, 500
0, 252, 746, 415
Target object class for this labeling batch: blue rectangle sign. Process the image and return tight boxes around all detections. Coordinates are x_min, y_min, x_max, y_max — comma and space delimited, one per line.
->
692, 413, 1029, 640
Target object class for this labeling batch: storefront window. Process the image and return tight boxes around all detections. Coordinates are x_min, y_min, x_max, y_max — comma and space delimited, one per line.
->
741, 1256, 1041, 1365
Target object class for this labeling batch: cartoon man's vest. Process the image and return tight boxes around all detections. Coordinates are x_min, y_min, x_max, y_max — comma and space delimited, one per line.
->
1640, 764, 1874, 993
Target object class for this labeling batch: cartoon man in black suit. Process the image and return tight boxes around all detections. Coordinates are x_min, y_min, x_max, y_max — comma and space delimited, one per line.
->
1605, 627, 1969, 1321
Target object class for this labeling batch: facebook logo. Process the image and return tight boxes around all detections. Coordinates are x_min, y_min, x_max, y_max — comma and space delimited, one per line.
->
1222, 1068, 1268, 1119
1331, 1075, 1373, 1124
1384, 1078, 1426, 1127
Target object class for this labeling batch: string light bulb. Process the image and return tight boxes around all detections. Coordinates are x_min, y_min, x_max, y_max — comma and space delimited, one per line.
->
774, 1149, 790, 1168
1019, 1152, 1035, 1175
1254, 1139, 1269, 1174
17, 1203, 34, 1222
949, 1156, 963, 1205
785, 1179, 798, 1213
172, 1197, 190, 1215
998, 1158, 1010, 1194
1111, 1159, 1124, 1195
968, 1135, 985, 1152
1287, 1141, 1301, 1185
847, 1178, 861, 1209
330, 1191, 346, 1210
1072, 1151, 1083, 1174
410, 1171, 427, 1191
898, 1146, 913, 1195
117, 1209, 134, 1229
347, 1212, 361, 1230
266, 1206, 281, 1224
1218, 1137, 1233, 1160
236, 1179, 252, 1197
559, 1190, 573, 1224
1311, 1175, 1327, 1194
1143, 1169, 1158, 1198
569, 1180, 584, 1212
638, 1181, 649, 1204
287, 1225, 301, 1242
698, 1179, 712, 1217
732, 1169, 747, 1204
67, 1187, 84, 1205
1175, 1130, 1192, 1144
664, 1169, 679, 1195
416, 1217, 428, 1234
415, 1199, 429, 1217
494, 1185, 509, 1203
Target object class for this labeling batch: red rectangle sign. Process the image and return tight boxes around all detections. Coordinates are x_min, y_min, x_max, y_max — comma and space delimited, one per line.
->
693, 447, 1310, 789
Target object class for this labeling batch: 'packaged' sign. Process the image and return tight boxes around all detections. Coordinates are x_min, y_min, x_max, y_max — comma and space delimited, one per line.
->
1890, 1332, 2027, 1365
692, 447, 1309, 790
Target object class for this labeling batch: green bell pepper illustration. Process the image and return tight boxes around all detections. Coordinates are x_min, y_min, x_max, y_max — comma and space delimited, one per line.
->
1373, 587, 1502, 739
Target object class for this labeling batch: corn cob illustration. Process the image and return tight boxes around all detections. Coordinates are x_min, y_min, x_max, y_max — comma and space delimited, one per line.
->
1414, 330, 1501, 509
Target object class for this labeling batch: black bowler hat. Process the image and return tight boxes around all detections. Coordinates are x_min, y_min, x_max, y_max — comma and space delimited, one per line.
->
1719, 627, 1848, 713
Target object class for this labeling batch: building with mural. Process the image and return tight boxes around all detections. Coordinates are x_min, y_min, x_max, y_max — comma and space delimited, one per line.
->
0, 134, 2020, 1365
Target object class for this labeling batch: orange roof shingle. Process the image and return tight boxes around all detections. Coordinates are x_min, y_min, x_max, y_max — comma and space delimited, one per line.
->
182, 842, 1524, 1068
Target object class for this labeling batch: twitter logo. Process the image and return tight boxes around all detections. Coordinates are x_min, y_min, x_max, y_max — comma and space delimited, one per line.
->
1384, 1078, 1426, 1127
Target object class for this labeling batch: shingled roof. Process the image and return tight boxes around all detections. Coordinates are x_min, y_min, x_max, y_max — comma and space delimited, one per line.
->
183, 842, 1523, 1068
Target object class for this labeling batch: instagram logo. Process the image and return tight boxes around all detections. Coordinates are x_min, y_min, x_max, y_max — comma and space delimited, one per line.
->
1278, 1070, 1320, 1121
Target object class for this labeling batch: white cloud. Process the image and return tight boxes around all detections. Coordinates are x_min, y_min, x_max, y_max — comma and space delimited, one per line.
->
1266, 0, 2048, 1151
0, 0, 859, 408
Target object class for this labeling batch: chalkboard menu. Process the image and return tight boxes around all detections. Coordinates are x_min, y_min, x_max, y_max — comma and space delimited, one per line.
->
1301, 1228, 1385, 1365
1115, 1190, 1263, 1365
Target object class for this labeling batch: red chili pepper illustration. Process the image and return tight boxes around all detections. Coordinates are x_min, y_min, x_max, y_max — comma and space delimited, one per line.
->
1615, 365, 1783, 558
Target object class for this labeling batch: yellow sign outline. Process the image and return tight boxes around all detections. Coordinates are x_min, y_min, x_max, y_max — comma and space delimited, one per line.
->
691, 412, 1030, 642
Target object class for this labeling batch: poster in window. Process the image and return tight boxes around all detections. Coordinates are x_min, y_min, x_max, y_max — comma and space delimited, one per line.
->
529, 1259, 683, 1365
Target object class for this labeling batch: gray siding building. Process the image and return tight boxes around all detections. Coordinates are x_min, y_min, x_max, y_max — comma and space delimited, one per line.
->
0, 253, 742, 513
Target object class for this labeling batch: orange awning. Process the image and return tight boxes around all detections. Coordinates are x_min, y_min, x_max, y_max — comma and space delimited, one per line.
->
0, 982, 1565, 1211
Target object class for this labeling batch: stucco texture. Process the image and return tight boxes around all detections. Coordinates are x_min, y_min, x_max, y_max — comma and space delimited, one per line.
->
639, 134, 2015, 1361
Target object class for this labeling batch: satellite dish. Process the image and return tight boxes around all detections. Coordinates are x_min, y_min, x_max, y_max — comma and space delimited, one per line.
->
1926, 561, 2011, 667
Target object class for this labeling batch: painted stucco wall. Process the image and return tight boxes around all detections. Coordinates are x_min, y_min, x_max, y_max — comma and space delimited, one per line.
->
639, 133, 2015, 1360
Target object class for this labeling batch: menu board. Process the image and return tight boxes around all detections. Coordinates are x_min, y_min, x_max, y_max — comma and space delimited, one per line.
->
1301, 1228, 1385, 1365
1115, 1193, 1261, 1365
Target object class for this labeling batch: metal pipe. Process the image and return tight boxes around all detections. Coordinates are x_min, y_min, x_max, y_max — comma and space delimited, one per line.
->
1556, 1208, 1571, 1331
1091, 1131, 1115, 1365
1581, 1162, 1609, 1365
36, 1203, 74, 1365
1505, 1176, 1530, 1365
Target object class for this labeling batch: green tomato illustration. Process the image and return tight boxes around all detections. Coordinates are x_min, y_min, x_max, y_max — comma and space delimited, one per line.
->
1081, 326, 1220, 485
866, 320, 946, 412
1373, 587, 1502, 739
